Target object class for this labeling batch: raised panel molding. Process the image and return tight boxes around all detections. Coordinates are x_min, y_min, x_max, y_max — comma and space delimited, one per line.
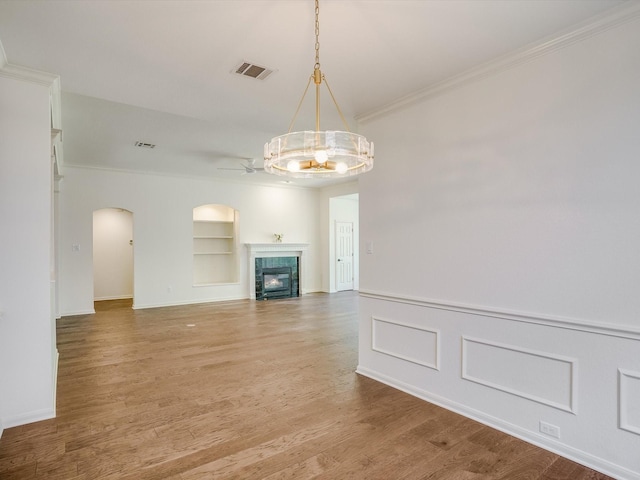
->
462, 336, 578, 413
360, 290, 640, 340
372, 316, 440, 370
619, 369, 640, 436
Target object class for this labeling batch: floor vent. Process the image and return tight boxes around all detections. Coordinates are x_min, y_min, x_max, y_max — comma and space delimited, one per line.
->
234, 61, 274, 80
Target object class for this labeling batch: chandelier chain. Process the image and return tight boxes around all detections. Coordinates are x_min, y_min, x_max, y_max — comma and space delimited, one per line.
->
314, 0, 321, 70
262, 0, 374, 178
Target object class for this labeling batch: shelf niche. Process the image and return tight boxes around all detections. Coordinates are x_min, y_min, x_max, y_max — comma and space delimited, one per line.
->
193, 204, 239, 286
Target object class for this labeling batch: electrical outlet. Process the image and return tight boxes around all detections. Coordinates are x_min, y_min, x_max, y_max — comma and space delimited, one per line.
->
539, 421, 560, 439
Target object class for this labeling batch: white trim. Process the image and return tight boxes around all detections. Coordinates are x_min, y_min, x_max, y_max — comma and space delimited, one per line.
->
0, 38, 7, 69
246, 243, 310, 254
0, 418, 3, 439
619, 368, 640, 436
359, 290, 640, 340
50, 76, 62, 129
132, 294, 249, 310
52, 349, 59, 416
94, 294, 133, 301
355, 365, 640, 480
2, 408, 56, 429
372, 316, 440, 370
60, 308, 96, 316
462, 336, 578, 414
356, 2, 640, 125
0, 62, 59, 87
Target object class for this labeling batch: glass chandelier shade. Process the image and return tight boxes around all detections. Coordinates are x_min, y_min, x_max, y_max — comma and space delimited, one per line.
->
263, 0, 374, 179
264, 130, 373, 178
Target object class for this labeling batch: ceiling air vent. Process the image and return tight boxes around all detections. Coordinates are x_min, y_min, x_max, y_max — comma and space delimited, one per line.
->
234, 61, 274, 80
134, 141, 156, 149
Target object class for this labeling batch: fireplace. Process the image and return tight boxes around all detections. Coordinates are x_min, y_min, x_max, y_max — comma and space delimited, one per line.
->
254, 257, 299, 300
246, 243, 309, 300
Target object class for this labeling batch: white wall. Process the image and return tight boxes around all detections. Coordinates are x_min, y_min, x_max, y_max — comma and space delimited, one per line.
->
93, 208, 134, 300
0, 72, 56, 429
59, 166, 322, 315
357, 9, 640, 480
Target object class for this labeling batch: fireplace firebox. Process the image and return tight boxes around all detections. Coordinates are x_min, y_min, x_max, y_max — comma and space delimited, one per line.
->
255, 256, 299, 300
262, 267, 292, 298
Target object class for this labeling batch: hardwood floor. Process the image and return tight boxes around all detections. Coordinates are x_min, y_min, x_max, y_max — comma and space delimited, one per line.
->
0, 292, 612, 479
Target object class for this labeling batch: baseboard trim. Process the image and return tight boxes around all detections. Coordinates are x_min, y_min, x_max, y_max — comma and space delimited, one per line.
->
355, 365, 639, 480
2, 408, 56, 430
359, 290, 640, 340
59, 308, 95, 317
132, 295, 249, 310
52, 349, 59, 415
94, 295, 133, 301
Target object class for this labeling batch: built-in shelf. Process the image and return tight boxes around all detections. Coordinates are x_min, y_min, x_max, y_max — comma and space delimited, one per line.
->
193, 206, 239, 285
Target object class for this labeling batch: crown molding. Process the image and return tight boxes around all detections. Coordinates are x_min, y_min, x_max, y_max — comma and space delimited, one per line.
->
0, 62, 59, 87
356, 1, 640, 125
0, 37, 59, 86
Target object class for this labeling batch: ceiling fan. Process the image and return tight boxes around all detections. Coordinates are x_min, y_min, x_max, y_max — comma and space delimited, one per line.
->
217, 158, 265, 175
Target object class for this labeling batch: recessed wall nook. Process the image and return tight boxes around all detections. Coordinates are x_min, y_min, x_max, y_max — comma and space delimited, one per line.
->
193, 204, 239, 286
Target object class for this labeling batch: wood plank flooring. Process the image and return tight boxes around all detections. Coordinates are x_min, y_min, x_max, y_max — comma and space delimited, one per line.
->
0, 292, 612, 479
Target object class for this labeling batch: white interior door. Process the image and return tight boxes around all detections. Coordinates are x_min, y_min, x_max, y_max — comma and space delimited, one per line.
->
336, 221, 354, 291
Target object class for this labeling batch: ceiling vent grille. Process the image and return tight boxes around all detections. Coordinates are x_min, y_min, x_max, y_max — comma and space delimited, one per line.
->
234, 61, 274, 80
134, 141, 156, 149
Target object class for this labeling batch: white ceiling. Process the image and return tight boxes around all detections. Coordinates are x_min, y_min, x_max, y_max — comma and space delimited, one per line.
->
0, 0, 626, 188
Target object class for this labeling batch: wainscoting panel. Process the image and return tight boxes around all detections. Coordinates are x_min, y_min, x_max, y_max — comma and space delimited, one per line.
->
462, 336, 577, 413
372, 316, 439, 370
619, 369, 640, 436
359, 291, 640, 479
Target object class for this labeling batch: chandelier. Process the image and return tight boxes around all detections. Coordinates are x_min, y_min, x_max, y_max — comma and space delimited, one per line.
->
263, 0, 374, 178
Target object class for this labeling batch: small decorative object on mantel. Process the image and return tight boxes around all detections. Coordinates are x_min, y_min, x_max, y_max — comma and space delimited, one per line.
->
273, 233, 284, 243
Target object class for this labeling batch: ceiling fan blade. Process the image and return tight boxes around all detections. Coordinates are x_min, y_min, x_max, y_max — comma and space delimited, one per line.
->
217, 159, 263, 175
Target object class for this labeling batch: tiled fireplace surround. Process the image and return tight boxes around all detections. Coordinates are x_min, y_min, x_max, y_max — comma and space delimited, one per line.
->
246, 243, 309, 300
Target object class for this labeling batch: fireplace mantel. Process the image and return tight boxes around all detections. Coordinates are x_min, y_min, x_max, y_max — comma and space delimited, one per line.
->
246, 243, 309, 299
246, 243, 309, 255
